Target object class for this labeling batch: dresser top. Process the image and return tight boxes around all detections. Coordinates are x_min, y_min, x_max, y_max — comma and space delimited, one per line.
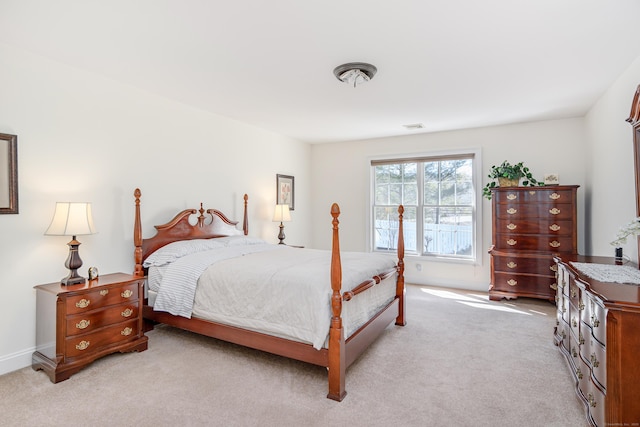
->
34, 272, 142, 294
491, 184, 580, 192
554, 254, 640, 307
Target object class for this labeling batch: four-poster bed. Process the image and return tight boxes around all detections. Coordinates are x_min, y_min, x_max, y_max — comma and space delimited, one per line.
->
133, 188, 405, 400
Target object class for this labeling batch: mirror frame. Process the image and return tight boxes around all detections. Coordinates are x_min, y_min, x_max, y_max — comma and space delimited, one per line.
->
0, 133, 18, 214
626, 85, 640, 262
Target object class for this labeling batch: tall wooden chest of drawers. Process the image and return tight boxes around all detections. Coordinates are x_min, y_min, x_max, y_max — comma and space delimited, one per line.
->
488, 185, 578, 301
553, 255, 640, 427
32, 273, 148, 383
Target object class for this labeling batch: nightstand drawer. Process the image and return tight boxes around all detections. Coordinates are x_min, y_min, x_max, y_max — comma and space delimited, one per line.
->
66, 303, 139, 336
65, 318, 140, 359
65, 282, 140, 314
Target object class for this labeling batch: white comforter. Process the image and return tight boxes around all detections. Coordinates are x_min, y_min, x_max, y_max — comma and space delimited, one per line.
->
147, 236, 397, 349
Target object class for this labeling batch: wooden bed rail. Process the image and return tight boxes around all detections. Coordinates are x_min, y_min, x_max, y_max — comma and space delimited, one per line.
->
342, 270, 396, 301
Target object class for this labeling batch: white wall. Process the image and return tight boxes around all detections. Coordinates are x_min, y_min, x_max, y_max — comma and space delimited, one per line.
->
310, 118, 588, 291
584, 55, 640, 263
0, 43, 311, 374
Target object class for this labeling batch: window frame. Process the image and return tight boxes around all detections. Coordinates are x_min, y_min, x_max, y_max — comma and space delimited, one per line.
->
367, 148, 483, 265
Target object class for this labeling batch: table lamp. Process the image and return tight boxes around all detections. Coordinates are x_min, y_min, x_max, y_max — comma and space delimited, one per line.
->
45, 202, 97, 285
272, 204, 291, 245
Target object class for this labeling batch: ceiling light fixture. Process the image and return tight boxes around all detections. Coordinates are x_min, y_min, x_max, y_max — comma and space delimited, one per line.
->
333, 62, 377, 87
403, 123, 425, 130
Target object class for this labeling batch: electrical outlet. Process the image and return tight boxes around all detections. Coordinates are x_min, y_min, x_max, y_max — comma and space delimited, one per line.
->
416, 263, 422, 271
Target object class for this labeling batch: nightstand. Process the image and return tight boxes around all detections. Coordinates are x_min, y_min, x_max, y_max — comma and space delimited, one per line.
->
32, 273, 148, 383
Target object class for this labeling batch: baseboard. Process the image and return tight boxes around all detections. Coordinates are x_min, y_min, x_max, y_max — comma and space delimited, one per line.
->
0, 347, 34, 376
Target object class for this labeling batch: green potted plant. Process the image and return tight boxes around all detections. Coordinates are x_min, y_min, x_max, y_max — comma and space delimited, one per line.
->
482, 160, 543, 199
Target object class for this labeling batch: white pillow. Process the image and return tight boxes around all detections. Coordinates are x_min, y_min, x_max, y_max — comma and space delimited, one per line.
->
210, 216, 243, 236
217, 235, 268, 247
143, 238, 225, 267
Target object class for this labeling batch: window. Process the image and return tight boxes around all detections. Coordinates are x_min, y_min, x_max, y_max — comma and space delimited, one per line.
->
371, 152, 478, 261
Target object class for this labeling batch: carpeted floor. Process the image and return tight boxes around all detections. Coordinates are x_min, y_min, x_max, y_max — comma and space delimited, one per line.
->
0, 285, 589, 426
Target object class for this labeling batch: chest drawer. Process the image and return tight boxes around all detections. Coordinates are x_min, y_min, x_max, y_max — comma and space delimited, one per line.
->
64, 318, 140, 359
494, 219, 573, 235
492, 254, 556, 276
494, 203, 574, 220
65, 282, 140, 315
588, 298, 607, 346
494, 234, 574, 252
66, 303, 139, 336
492, 272, 556, 295
493, 188, 575, 204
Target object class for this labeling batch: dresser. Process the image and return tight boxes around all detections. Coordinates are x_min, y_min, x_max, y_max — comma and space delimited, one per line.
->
488, 185, 578, 301
553, 255, 640, 427
32, 273, 148, 383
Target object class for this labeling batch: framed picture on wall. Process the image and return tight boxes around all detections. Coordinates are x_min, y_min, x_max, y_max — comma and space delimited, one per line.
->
276, 174, 294, 210
0, 133, 18, 214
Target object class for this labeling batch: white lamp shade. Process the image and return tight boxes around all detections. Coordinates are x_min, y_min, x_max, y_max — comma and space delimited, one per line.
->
272, 204, 291, 222
45, 202, 97, 236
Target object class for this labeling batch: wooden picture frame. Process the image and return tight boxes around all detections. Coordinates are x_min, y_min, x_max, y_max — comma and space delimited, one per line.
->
276, 174, 294, 210
0, 133, 18, 214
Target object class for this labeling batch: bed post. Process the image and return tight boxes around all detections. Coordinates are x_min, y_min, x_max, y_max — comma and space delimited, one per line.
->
396, 205, 406, 326
133, 188, 144, 277
327, 203, 346, 401
243, 194, 249, 235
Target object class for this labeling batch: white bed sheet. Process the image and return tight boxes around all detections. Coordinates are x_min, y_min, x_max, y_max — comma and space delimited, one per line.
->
148, 244, 397, 349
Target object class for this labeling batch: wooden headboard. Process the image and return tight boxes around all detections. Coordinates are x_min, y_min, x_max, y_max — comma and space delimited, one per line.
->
133, 188, 249, 277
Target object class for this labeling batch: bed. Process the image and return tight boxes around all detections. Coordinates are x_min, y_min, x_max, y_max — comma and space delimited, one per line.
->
133, 188, 405, 401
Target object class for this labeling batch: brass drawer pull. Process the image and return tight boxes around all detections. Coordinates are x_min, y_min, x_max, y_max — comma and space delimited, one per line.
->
99, 289, 109, 296
75, 340, 90, 351
75, 299, 90, 308
507, 279, 517, 286
506, 208, 517, 214
506, 239, 517, 246
550, 193, 561, 200
506, 223, 517, 230
121, 327, 133, 336
76, 319, 90, 330
549, 224, 561, 231
550, 283, 558, 290
121, 290, 134, 298
121, 308, 133, 317
549, 208, 560, 215
549, 241, 561, 248
507, 193, 517, 200
590, 353, 599, 368
507, 261, 517, 269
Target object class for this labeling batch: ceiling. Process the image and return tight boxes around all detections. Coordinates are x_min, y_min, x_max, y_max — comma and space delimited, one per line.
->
2, 1, 640, 144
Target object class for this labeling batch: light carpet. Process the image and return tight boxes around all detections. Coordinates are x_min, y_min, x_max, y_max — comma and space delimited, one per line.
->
0, 285, 588, 426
